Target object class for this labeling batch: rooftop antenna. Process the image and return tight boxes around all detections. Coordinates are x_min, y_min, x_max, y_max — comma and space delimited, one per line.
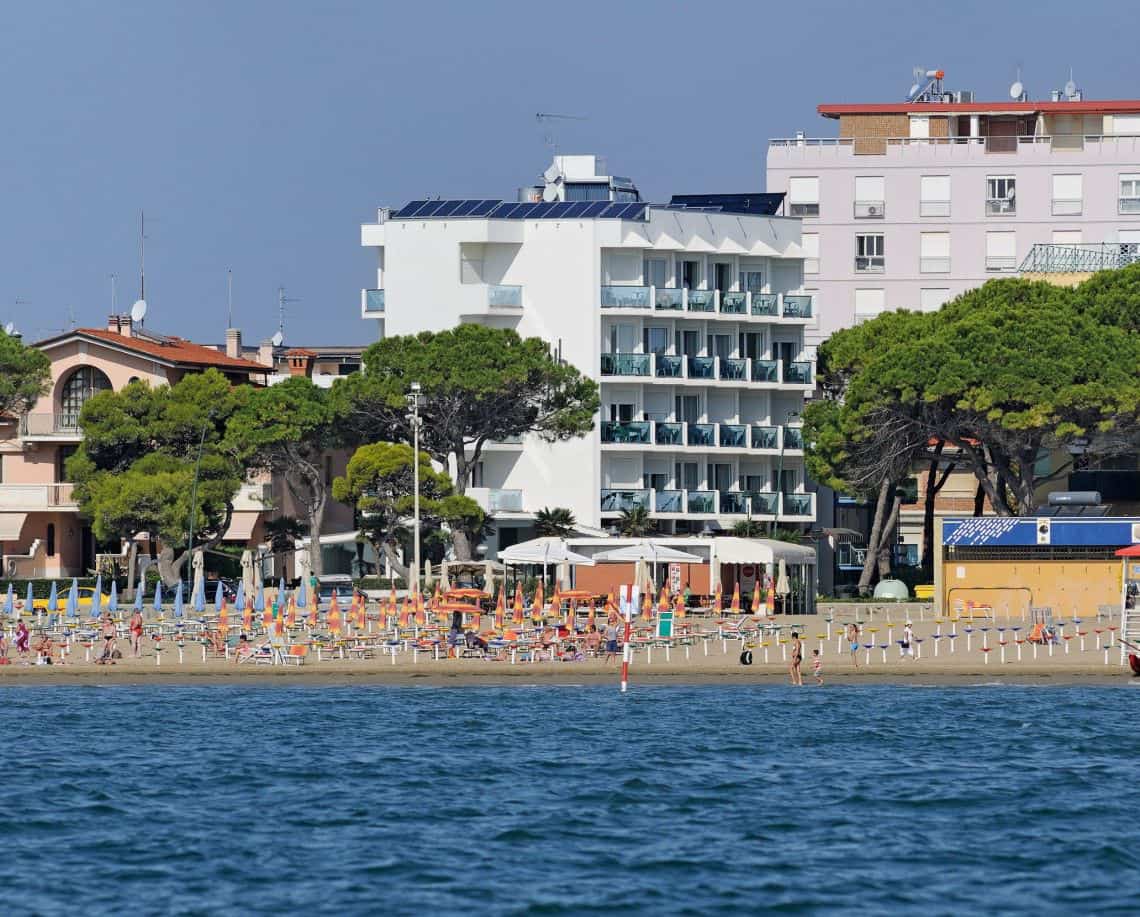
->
535, 112, 588, 155
139, 210, 147, 301
110, 273, 117, 313
1010, 64, 1026, 102
1064, 66, 1079, 100
227, 269, 233, 328
276, 286, 299, 346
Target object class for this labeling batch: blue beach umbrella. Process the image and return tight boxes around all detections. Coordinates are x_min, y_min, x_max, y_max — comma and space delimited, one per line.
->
234, 580, 246, 612
47, 580, 59, 612
297, 576, 308, 609
152, 580, 164, 613
66, 578, 79, 618
90, 574, 103, 618
133, 582, 145, 612
253, 580, 265, 613
3, 583, 13, 617
173, 581, 184, 619
193, 577, 206, 614
214, 580, 224, 611
108, 580, 118, 613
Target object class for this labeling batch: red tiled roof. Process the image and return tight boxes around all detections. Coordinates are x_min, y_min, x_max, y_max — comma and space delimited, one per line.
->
819, 99, 1140, 118
74, 328, 272, 372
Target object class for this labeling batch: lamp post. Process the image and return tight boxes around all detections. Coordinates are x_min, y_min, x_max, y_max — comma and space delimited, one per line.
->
186, 420, 211, 566
406, 383, 423, 595
774, 410, 801, 535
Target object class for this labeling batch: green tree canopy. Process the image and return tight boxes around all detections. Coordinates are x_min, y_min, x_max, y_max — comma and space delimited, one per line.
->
0, 330, 51, 416
534, 506, 577, 538
332, 324, 598, 559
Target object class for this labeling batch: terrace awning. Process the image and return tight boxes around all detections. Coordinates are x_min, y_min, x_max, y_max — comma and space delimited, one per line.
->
222, 511, 259, 542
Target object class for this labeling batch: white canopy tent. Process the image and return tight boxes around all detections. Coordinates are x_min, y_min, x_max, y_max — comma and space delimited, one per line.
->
709, 537, 816, 615
499, 537, 595, 567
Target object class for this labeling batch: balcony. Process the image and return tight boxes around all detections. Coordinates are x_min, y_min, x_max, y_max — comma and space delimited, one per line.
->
687, 356, 715, 379
719, 424, 747, 448
600, 421, 650, 445
783, 362, 813, 385
783, 426, 805, 450
654, 422, 684, 446
788, 203, 819, 218
487, 284, 523, 308
855, 256, 885, 273
719, 492, 750, 514
20, 414, 82, 438
750, 293, 778, 316
601, 285, 651, 309
362, 289, 385, 314
600, 489, 649, 512
752, 359, 778, 382
719, 358, 748, 381
687, 423, 716, 447
1121, 197, 1140, 215
468, 488, 525, 513
750, 491, 779, 515
686, 490, 716, 513
720, 292, 747, 315
920, 200, 950, 217
781, 493, 815, 517
854, 200, 885, 219
654, 354, 684, 378
0, 483, 78, 510
687, 290, 715, 312
1020, 243, 1140, 274
1051, 199, 1082, 217
654, 288, 684, 311
601, 353, 650, 377
986, 198, 1016, 216
654, 490, 684, 513
782, 295, 812, 319
751, 425, 778, 449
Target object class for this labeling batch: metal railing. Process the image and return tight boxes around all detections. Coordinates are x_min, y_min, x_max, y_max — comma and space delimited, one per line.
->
654, 354, 684, 378
601, 285, 651, 309
855, 256, 885, 273
769, 134, 1140, 153
1020, 242, 1140, 274
20, 414, 82, 436
788, 202, 819, 217
601, 353, 650, 376
363, 289, 385, 313
1121, 198, 1140, 214
986, 198, 1016, 216
487, 284, 523, 308
0, 483, 77, 508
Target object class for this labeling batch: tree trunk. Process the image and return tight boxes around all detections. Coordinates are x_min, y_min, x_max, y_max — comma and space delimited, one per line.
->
124, 541, 139, 601
974, 483, 986, 516
921, 450, 954, 579
307, 500, 325, 578
877, 494, 902, 579
381, 541, 410, 581
156, 545, 189, 588
858, 478, 893, 596
451, 530, 474, 562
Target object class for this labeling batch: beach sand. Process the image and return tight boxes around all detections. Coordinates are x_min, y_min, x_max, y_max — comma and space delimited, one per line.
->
1, 613, 1130, 686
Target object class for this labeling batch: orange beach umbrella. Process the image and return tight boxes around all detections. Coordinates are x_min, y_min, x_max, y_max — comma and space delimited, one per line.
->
730, 582, 741, 613
512, 582, 524, 625
751, 581, 762, 614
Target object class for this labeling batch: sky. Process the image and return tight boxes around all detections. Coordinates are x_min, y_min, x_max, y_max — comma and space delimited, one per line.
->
1, 0, 1134, 346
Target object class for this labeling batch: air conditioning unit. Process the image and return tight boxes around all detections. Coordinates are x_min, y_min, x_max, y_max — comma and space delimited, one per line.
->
867, 204, 880, 216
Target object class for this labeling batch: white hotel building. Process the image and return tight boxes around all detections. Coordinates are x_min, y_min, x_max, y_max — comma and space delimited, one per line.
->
361, 156, 816, 552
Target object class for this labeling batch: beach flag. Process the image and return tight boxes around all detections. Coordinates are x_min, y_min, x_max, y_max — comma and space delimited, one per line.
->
495, 585, 506, 630
512, 583, 524, 626
731, 582, 741, 613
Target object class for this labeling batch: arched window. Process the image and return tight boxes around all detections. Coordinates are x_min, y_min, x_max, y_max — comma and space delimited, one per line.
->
59, 367, 112, 422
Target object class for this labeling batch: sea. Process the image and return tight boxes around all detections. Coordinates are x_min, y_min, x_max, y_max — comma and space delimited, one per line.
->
3, 683, 1139, 915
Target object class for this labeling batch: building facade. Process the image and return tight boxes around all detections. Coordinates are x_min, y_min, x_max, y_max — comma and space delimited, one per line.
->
361, 155, 817, 555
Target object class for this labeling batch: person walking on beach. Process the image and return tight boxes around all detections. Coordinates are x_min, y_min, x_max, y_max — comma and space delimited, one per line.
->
847, 622, 860, 668
129, 608, 144, 657
812, 649, 823, 685
98, 612, 118, 663
901, 621, 915, 660
604, 618, 620, 664
789, 631, 803, 686
14, 619, 30, 658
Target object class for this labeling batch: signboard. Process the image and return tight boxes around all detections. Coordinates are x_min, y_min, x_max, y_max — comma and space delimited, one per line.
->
943, 517, 1140, 548
657, 610, 674, 638
669, 562, 682, 595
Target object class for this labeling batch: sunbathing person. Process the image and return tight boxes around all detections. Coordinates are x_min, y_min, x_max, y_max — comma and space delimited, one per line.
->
35, 634, 56, 665
233, 634, 254, 663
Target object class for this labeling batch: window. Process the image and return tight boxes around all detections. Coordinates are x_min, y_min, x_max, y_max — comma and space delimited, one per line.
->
675, 259, 701, 289
59, 366, 112, 422
854, 288, 885, 322
1052, 230, 1083, 246
920, 175, 951, 217
855, 233, 885, 272
920, 232, 950, 273
1120, 230, 1140, 252
46, 523, 55, 558
739, 270, 764, 292
1120, 174, 1140, 214
985, 231, 1017, 271
788, 177, 819, 217
853, 176, 885, 218
801, 234, 819, 274
644, 258, 667, 289
564, 183, 610, 201
920, 288, 951, 311
909, 116, 930, 140
986, 176, 1016, 215
1052, 174, 1083, 215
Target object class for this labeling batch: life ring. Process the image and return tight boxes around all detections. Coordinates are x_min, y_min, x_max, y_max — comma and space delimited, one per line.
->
742, 565, 756, 579
739, 649, 753, 665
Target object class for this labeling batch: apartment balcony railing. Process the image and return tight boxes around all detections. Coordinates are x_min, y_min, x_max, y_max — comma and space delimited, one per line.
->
687, 356, 715, 379
687, 423, 716, 447
487, 284, 523, 308
782, 294, 812, 318
1020, 242, 1140, 274
788, 203, 819, 217
751, 425, 778, 449
770, 133, 1140, 157
781, 492, 815, 516
601, 353, 651, 376
986, 198, 1016, 216
655, 422, 684, 445
1051, 198, 1082, 217
855, 256, 885, 273
783, 362, 813, 385
600, 489, 650, 513
783, 426, 805, 449
20, 414, 82, 437
653, 354, 684, 378
686, 490, 715, 513
752, 359, 778, 382
750, 491, 779, 515
488, 489, 524, 512
601, 285, 651, 309
654, 489, 684, 513
1121, 197, 1140, 214
601, 421, 805, 452
687, 290, 715, 312
719, 491, 750, 514
363, 289, 385, 313
854, 200, 885, 219
751, 293, 778, 316
600, 420, 651, 444
655, 288, 684, 311
719, 357, 748, 381
0, 483, 78, 510
920, 257, 951, 273
719, 292, 747, 315
919, 200, 951, 217
718, 424, 748, 448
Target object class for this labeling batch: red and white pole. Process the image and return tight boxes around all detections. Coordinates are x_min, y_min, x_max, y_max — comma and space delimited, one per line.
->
620, 584, 634, 693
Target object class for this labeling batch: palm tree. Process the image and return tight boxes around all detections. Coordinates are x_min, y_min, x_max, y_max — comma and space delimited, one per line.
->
534, 506, 577, 538
769, 527, 805, 544
617, 505, 655, 537
732, 518, 764, 538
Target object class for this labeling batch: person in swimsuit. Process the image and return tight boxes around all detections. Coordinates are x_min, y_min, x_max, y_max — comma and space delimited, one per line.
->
14, 620, 30, 657
129, 609, 144, 657
812, 649, 823, 685
98, 612, 118, 663
848, 622, 861, 668
789, 631, 803, 686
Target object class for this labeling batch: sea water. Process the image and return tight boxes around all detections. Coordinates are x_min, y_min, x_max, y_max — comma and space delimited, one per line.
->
3, 684, 1139, 915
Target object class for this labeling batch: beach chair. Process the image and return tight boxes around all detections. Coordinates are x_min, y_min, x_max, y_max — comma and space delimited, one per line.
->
239, 642, 276, 665
280, 644, 309, 666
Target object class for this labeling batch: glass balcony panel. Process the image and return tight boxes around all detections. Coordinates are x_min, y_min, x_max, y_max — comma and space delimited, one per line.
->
782, 493, 813, 516
654, 422, 684, 445
654, 490, 684, 513
783, 427, 805, 449
1120, 198, 1140, 214
600, 489, 650, 512
719, 357, 748, 381
782, 294, 813, 318
601, 285, 651, 309
487, 284, 522, 307
488, 489, 523, 511
720, 292, 747, 314
601, 353, 650, 376
686, 490, 715, 514
751, 359, 778, 382
687, 356, 715, 379
783, 362, 813, 385
719, 492, 749, 514
687, 423, 715, 447
750, 293, 778, 316
654, 288, 684, 311
687, 290, 715, 312
719, 424, 747, 448
600, 421, 650, 444
364, 289, 385, 313
750, 425, 778, 449
654, 354, 684, 378
749, 492, 779, 515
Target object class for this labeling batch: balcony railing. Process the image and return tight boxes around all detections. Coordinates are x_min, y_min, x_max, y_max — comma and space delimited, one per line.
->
854, 200, 885, 219
601, 285, 651, 309
855, 256, 885, 273
687, 290, 715, 312
752, 359, 778, 382
654, 354, 684, 378
788, 203, 819, 217
751, 425, 778, 449
783, 362, 813, 385
687, 423, 716, 447
719, 492, 750, 514
783, 427, 805, 449
654, 490, 684, 513
782, 294, 812, 318
654, 422, 684, 446
719, 357, 748, 381
1121, 198, 1140, 214
986, 198, 1016, 216
750, 491, 779, 515
600, 489, 649, 512
719, 424, 747, 448
686, 490, 715, 513
920, 200, 950, 217
600, 421, 651, 444
781, 493, 814, 516
687, 356, 715, 379
1020, 242, 1140, 274
487, 284, 523, 308
0, 483, 77, 509
601, 353, 650, 376
655, 288, 684, 311
720, 292, 747, 314
487, 489, 523, 512
920, 257, 951, 273
20, 414, 81, 437
1051, 199, 1082, 217
751, 293, 778, 316
363, 289, 385, 313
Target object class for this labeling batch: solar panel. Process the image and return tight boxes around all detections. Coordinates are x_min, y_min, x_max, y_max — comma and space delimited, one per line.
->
469, 199, 499, 216
561, 201, 590, 218
432, 200, 465, 217
389, 197, 649, 221
416, 200, 448, 217
451, 199, 480, 217
581, 202, 609, 217
392, 200, 428, 218
530, 201, 558, 218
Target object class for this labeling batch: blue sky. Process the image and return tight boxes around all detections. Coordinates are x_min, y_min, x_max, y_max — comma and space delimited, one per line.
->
0, 0, 1131, 345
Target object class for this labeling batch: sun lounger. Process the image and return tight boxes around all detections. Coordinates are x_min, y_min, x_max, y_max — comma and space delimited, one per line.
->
280, 644, 309, 666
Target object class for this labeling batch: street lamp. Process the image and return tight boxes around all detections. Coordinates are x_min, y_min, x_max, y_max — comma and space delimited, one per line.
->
774, 409, 802, 534
406, 383, 423, 595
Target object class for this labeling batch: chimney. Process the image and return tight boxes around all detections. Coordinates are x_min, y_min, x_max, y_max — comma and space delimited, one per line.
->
258, 340, 276, 368
286, 349, 315, 378
107, 314, 133, 338
225, 328, 242, 359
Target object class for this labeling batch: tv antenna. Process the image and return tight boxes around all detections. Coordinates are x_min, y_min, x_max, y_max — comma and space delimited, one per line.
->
227, 269, 234, 328
138, 210, 148, 301
535, 112, 588, 154
110, 273, 117, 313
276, 286, 299, 346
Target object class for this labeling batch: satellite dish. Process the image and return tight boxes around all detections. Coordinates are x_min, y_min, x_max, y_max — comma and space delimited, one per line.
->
130, 299, 147, 323
908, 83, 921, 100
541, 183, 560, 202
271, 330, 284, 348
1064, 79, 1078, 98
1010, 81, 1024, 101
542, 164, 561, 184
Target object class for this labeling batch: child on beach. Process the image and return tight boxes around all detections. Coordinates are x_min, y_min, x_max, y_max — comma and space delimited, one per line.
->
847, 622, 860, 668
604, 620, 620, 664
812, 649, 823, 686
